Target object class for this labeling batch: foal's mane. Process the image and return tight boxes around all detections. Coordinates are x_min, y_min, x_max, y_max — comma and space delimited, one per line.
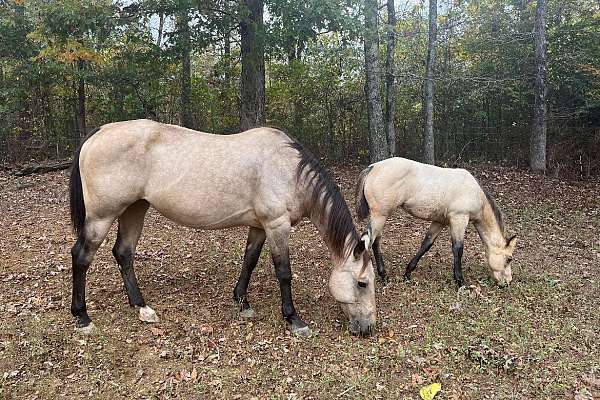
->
288, 141, 359, 259
482, 186, 506, 237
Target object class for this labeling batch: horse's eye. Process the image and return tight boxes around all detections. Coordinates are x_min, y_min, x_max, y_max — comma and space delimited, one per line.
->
358, 281, 368, 288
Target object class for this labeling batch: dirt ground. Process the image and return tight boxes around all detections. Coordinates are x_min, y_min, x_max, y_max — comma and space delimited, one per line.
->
0, 164, 599, 400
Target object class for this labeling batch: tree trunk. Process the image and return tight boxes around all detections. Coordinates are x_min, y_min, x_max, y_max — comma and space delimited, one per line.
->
157, 12, 164, 47
422, 0, 437, 164
363, 0, 388, 163
530, 0, 547, 173
223, 29, 231, 83
76, 59, 86, 139
385, 0, 397, 156
240, 0, 265, 131
178, 4, 193, 128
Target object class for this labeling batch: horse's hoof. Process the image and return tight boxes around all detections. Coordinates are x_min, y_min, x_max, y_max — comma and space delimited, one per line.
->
403, 273, 412, 282
290, 325, 312, 337
287, 320, 311, 337
75, 321, 95, 335
138, 306, 160, 323
378, 274, 389, 285
239, 307, 258, 319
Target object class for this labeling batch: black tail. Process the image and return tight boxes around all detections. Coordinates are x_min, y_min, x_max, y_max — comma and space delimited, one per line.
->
69, 127, 101, 236
355, 166, 373, 221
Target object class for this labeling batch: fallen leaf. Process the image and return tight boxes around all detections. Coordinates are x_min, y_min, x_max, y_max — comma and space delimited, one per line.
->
419, 383, 441, 400
200, 324, 214, 335
150, 326, 165, 336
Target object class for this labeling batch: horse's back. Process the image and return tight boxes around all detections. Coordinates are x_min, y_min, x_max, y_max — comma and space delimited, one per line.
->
78, 120, 301, 228
365, 157, 483, 223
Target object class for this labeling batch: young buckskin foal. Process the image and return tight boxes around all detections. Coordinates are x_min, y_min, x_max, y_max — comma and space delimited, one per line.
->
355, 157, 517, 287
69, 119, 376, 336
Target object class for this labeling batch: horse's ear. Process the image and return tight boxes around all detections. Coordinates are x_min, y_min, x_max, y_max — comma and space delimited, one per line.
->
360, 230, 372, 249
506, 234, 517, 250
353, 238, 366, 259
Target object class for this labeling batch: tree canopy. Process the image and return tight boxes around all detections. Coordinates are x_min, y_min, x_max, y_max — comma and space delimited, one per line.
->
0, 0, 598, 176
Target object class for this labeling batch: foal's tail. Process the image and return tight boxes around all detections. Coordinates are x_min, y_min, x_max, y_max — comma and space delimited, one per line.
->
69, 127, 101, 236
355, 166, 373, 221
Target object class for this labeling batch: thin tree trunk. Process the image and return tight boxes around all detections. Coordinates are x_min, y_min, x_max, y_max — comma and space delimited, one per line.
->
157, 12, 164, 47
240, 0, 265, 131
530, 0, 547, 173
385, 0, 397, 156
423, 0, 437, 164
223, 29, 231, 83
76, 59, 86, 139
178, 4, 193, 128
363, 0, 388, 163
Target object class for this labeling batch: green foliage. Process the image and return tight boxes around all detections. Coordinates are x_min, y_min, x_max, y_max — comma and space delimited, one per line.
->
0, 0, 598, 174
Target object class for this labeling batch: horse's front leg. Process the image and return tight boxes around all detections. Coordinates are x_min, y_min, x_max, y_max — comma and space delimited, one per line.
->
233, 227, 266, 318
265, 220, 310, 337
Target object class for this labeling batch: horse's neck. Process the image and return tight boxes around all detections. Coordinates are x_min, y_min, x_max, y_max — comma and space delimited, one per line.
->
475, 200, 505, 250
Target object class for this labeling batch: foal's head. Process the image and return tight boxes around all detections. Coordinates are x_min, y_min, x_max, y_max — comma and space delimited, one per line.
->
486, 235, 517, 286
328, 235, 376, 336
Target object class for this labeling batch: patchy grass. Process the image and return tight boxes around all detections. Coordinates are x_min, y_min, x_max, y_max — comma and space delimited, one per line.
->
0, 165, 599, 399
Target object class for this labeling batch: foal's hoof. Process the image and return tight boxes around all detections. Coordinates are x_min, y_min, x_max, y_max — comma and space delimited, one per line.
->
287, 320, 312, 337
378, 274, 389, 285
138, 306, 160, 323
403, 273, 412, 282
239, 307, 258, 319
75, 321, 95, 335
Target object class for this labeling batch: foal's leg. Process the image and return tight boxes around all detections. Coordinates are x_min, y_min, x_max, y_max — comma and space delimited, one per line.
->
71, 217, 115, 333
111, 200, 158, 323
367, 213, 389, 281
449, 216, 469, 287
233, 227, 266, 318
404, 222, 443, 281
265, 220, 310, 336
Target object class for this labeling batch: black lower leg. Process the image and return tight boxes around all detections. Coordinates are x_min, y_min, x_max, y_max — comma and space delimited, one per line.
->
272, 253, 306, 330
71, 237, 92, 328
372, 237, 387, 281
234, 229, 265, 311
452, 240, 465, 287
404, 232, 436, 280
113, 239, 145, 308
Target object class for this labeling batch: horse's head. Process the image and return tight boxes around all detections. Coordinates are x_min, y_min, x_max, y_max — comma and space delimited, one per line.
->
328, 233, 376, 336
487, 234, 517, 287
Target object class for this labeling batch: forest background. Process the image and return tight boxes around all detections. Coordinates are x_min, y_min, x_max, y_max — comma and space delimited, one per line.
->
0, 0, 598, 178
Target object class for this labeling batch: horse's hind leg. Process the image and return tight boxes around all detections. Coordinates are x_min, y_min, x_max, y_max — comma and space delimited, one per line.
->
233, 227, 266, 318
404, 222, 443, 281
367, 213, 388, 281
71, 217, 115, 333
111, 200, 157, 323
448, 216, 469, 287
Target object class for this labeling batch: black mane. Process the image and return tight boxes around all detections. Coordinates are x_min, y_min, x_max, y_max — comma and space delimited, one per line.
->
482, 187, 506, 237
288, 141, 359, 258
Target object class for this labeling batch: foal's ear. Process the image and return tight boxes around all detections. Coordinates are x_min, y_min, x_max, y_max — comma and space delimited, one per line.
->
506, 234, 518, 250
353, 239, 366, 259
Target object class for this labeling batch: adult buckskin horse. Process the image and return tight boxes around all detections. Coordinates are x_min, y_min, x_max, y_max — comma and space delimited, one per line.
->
69, 119, 375, 336
355, 157, 517, 287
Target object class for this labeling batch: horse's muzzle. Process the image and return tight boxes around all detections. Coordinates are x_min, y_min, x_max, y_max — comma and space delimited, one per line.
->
349, 320, 375, 337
